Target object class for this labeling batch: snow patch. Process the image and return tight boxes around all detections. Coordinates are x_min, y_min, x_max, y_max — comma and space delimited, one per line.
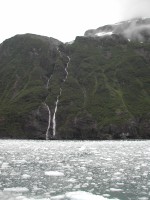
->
96, 32, 113, 37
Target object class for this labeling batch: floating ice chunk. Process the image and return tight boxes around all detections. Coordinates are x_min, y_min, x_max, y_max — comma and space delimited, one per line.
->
104, 158, 112, 161
96, 32, 113, 37
103, 194, 110, 197
22, 174, 31, 179
45, 171, 64, 176
10, 171, 20, 176
51, 195, 65, 199
67, 178, 77, 183
82, 183, 89, 188
116, 183, 124, 186
65, 184, 73, 189
73, 184, 81, 189
110, 188, 123, 192
32, 185, 42, 192
79, 146, 86, 151
15, 159, 27, 164
138, 198, 149, 200
114, 172, 122, 176
1, 162, 9, 169
65, 191, 110, 200
80, 166, 86, 170
16, 198, 50, 200
141, 163, 147, 167
86, 177, 93, 180
3, 187, 29, 192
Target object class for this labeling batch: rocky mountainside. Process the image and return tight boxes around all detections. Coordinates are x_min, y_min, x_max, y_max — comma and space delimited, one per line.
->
0, 19, 150, 140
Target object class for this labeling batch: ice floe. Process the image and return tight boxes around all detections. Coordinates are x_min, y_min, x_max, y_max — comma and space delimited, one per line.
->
51, 191, 111, 200
44, 171, 64, 176
109, 188, 123, 192
3, 187, 29, 193
22, 174, 31, 179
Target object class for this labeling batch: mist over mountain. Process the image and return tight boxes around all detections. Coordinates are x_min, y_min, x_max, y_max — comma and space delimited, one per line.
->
85, 18, 150, 42
0, 19, 149, 140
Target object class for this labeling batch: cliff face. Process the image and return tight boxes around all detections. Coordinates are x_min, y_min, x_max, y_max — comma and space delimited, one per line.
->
57, 35, 150, 139
0, 34, 63, 139
0, 25, 150, 139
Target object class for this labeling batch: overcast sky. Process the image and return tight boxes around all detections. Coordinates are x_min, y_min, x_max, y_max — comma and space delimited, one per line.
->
0, 0, 150, 43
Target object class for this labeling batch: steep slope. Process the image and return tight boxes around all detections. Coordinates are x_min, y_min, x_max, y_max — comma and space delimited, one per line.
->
56, 35, 150, 139
0, 34, 68, 139
0, 22, 150, 139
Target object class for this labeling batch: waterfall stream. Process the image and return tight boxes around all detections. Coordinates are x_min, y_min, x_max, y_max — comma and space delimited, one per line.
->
52, 53, 71, 137
57, 47, 62, 57
52, 88, 62, 136
44, 75, 52, 140
43, 47, 71, 139
44, 103, 51, 140
64, 56, 70, 82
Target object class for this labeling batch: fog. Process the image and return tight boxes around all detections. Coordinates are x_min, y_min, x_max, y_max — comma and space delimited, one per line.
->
122, 0, 150, 19
123, 21, 150, 42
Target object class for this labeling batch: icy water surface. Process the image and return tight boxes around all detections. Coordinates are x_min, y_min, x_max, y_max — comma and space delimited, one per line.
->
0, 140, 150, 200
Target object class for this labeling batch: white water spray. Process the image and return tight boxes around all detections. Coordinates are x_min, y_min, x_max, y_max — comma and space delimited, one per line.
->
57, 47, 62, 57
52, 88, 62, 136
44, 75, 52, 140
44, 103, 51, 140
64, 56, 70, 82
46, 75, 52, 89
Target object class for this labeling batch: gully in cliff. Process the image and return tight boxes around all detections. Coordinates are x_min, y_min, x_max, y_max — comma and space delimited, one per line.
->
44, 47, 71, 140
52, 52, 71, 138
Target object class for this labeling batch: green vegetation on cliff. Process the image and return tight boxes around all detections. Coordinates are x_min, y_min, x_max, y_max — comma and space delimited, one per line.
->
0, 34, 149, 139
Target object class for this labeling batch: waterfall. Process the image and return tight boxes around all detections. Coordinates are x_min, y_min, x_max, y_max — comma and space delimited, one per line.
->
52, 88, 62, 136
57, 47, 62, 57
52, 49, 71, 137
44, 103, 51, 140
44, 47, 70, 139
44, 75, 52, 140
46, 75, 52, 89
64, 56, 70, 82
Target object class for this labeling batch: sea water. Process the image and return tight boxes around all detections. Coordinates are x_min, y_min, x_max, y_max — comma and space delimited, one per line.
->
0, 140, 150, 200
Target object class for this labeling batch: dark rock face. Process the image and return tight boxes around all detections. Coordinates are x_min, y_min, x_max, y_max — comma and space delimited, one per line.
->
23, 105, 49, 139
0, 28, 149, 140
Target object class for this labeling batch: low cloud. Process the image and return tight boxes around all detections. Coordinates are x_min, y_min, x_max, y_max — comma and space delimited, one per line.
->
122, 0, 150, 19
123, 20, 150, 42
